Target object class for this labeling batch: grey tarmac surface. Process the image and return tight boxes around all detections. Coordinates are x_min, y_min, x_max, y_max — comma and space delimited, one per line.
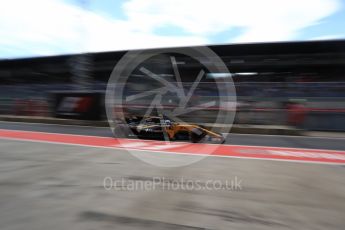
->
0, 137, 344, 230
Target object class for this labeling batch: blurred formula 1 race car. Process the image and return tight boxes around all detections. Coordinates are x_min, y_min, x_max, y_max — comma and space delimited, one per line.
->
118, 115, 225, 143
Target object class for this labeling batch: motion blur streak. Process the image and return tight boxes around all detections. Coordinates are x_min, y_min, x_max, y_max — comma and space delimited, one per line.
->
0, 129, 344, 165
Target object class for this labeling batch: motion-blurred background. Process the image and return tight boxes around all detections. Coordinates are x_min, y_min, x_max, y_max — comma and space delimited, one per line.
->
0, 40, 344, 133
0, 0, 344, 134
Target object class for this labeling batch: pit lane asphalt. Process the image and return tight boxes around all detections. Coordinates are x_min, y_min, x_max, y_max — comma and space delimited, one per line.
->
0, 121, 344, 151
0, 121, 345, 229
0, 139, 344, 230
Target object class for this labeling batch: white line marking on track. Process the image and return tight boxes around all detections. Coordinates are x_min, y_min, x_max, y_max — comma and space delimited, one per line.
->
0, 136, 344, 166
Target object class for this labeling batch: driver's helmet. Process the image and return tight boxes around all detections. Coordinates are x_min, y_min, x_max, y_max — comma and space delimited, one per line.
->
164, 119, 171, 124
